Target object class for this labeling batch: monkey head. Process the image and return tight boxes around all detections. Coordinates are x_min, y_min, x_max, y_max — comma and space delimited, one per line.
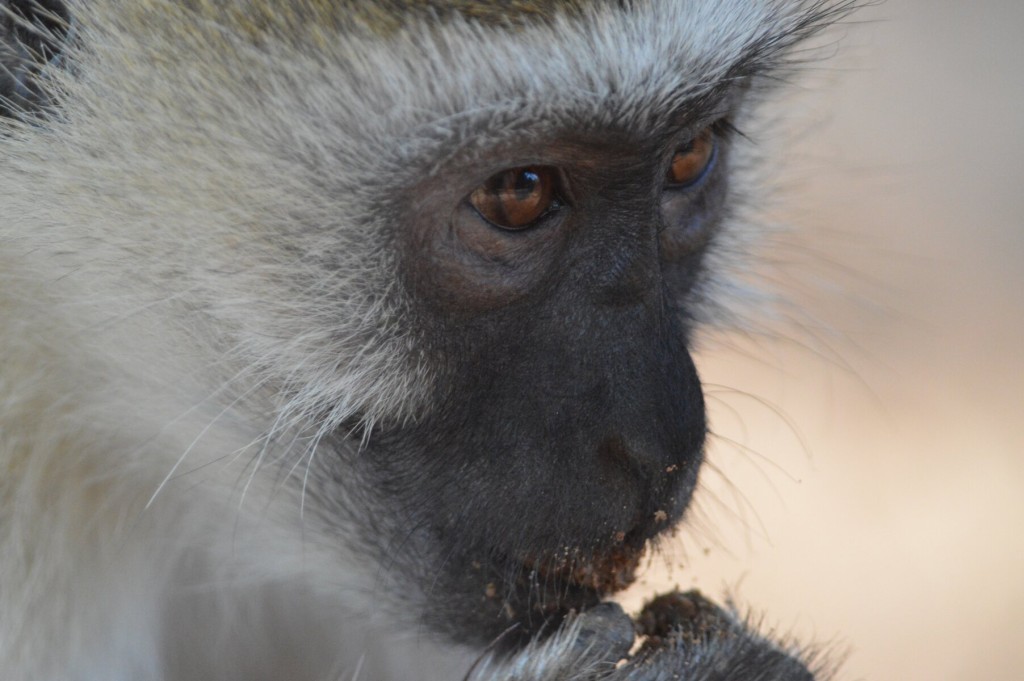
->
230, 2, 834, 648
0, 0, 856, 664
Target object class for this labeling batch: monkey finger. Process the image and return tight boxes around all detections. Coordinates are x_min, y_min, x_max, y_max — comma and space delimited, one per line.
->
569, 601, 636, 665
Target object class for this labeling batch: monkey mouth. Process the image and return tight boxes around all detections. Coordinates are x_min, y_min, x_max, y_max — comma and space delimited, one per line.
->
458, 540, 646, 648
518, 541, 645, 595
468, 500, 684, 638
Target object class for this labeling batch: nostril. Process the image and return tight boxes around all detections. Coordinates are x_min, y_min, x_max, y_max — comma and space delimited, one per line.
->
596, 434, 636, 481
595, 433, 681, 544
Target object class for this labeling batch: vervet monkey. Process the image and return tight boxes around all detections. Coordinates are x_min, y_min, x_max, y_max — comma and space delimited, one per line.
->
0, 1, 858, 679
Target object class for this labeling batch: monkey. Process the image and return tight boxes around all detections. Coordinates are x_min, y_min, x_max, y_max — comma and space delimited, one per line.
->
0, 1, 858, 679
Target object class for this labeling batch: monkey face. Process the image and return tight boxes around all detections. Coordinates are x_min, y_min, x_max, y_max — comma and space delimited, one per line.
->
1, 0, 859, 677
340, 125, 731, 644
0, 0, 844, 660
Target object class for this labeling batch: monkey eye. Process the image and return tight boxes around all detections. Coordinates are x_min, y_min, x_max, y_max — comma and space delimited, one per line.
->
469, 166, 561, 230
665, 128, 715, 187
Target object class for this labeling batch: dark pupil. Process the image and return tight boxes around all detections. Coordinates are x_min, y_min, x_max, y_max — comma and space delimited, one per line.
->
512, 171, 540, 201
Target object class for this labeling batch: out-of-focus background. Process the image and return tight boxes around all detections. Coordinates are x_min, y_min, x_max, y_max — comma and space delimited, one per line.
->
621, 2, 1024, 679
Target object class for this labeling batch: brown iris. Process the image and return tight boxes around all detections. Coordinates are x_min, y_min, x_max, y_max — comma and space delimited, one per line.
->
666, 128, 715, 186
469, 166, 559, 230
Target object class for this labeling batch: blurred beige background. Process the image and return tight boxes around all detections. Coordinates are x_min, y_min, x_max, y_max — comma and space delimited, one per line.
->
620, 2, 1024, 680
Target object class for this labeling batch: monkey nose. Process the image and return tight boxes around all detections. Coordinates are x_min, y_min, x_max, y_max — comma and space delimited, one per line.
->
595, 430, 683, 474
595, 433, 645, 481
592, 430, 697, 537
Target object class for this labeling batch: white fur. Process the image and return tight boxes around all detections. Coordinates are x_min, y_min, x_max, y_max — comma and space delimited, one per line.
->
0, 1, 850, 678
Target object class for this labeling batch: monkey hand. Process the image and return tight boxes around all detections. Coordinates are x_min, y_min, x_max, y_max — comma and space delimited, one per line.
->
607, 591, 817, 681
468, 591, 819, 681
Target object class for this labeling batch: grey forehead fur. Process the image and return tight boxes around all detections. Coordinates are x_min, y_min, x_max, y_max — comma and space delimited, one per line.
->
281, 0, 858, 174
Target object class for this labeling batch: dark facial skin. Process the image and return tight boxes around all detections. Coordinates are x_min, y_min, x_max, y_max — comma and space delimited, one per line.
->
349, 123, 730, 646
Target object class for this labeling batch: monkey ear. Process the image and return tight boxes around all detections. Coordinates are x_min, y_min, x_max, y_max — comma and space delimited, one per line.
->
0, 0, 71, 117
